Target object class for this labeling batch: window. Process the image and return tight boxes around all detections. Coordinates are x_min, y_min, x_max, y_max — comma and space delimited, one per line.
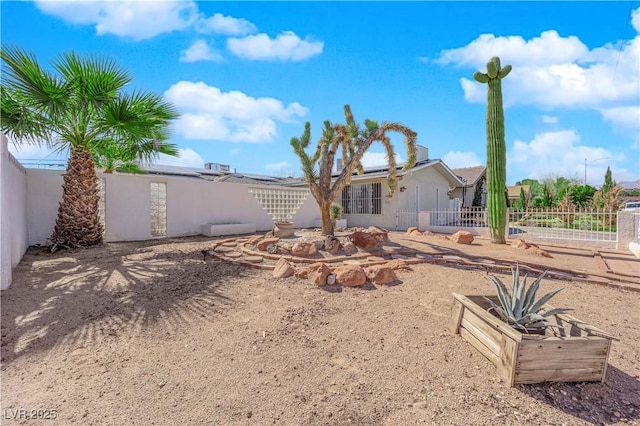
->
150, 182, 167, 237
341, 182, 382, 215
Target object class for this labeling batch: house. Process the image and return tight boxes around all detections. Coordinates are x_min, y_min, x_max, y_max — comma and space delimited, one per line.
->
450, 166, 487, 208
507, 185, 531, 205
334, 145, 464, 230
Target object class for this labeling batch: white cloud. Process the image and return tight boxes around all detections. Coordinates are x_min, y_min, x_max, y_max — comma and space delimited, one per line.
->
164, 81, 308, 143
632, 7, 640, 33
443, 151, 482, 169
154, 148, 205, 167
437, 16, 640, 139
180, 40, 222, 63
359, 152, 404, 169
227, 31, 324, 61
599, 106, 640, 134
508, 130, 617, 185
541, 115, 558, 124
35, 0, 198, 40
265, 161, 291, 172
196, 13, 256, 36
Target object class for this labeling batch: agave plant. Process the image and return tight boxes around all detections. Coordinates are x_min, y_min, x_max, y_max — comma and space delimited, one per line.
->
485, 265, 569, 332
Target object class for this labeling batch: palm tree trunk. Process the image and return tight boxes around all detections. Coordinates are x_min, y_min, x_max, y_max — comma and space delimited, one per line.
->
50, 149, 103, 249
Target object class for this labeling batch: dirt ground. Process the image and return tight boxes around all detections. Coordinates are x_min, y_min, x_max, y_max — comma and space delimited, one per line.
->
1, 232, 639, 425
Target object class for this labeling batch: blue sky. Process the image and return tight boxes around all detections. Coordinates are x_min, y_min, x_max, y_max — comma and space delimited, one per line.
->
2, 1, 639, 186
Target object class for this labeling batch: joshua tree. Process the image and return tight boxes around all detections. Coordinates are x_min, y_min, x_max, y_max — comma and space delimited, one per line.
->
291, 105, 417, 236
1, 46, 178, 250
473, 56, 511, 244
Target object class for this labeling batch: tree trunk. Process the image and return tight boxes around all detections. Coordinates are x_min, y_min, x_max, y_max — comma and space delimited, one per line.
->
50, 149, 103, 249
320, 201, 334, 236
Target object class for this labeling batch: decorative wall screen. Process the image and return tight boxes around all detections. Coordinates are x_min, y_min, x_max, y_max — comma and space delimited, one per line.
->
249, 188, 309, 223
341, 182, 382, 215
150, 182, 167, 237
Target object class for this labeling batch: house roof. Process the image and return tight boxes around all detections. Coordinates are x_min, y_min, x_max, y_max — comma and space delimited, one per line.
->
452, 166, 486, 187
331, 159, 464, 187
507, 185, 531, 199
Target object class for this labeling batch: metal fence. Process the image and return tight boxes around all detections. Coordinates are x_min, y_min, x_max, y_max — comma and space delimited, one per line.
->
509, 208, 617, 242
397, 209, 418, 230
427, 207, 487, 228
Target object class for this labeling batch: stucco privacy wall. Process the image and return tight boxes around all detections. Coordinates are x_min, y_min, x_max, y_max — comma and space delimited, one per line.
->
25, 169, 319, 245
0, 134, 29, 290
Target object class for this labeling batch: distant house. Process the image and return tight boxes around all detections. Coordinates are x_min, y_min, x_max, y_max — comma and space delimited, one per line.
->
507, 185, 531, 205
334, 145, 464, 230
450, 166, 487, 208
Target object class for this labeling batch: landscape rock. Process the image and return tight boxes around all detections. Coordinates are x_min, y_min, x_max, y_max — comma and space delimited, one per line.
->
422, 230, 435, 236
257, 237, 280, 251
334, 265, 367, 287
324, 235, 341, 254
307, 262, 331, 286
527, 247, 552, 258
244, 256, 264, 263
291, 242, 316, 257
273, 258, 295, 278
386, 259, 414, 271
450, 230, 474, 244
294, 267, 309, 279
349, 231, 379, 250
511, 238, 528, 249
406, 227, 419, 235
365, 265, 398, 285
340, 240, 357, 254
367, 226, 389, 242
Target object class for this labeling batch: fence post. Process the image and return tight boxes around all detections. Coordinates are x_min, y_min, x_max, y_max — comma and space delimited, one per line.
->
418, 211, 430, 231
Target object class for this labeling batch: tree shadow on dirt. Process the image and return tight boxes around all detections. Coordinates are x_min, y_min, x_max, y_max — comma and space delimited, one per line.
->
518, 365, 640, 425
1, 239, 249, 367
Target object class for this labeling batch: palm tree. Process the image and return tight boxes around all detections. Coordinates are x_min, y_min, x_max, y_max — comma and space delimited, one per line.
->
93, 137, 179, 174
291, 105, 417, 236
1, 46, 178, 250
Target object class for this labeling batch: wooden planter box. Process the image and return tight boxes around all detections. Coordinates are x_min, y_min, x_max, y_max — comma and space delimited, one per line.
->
451, 293, 616, 386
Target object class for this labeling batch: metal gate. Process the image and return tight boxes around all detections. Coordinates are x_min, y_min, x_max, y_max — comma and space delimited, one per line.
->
396, 209, 418, 231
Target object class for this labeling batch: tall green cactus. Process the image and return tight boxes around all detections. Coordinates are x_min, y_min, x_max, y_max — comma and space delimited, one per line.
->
474, 56, 511, 244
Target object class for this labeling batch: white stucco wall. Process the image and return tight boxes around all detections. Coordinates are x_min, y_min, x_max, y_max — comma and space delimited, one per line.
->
1, 134, 29, 290
25, 169, 320, 244
342, 166, 453, 230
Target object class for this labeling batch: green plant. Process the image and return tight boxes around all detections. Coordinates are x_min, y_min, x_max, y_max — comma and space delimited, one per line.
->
473, 56, 511, 244
484, 265, 569, 332
330, 203, 343, 221
291, 105, 417, 236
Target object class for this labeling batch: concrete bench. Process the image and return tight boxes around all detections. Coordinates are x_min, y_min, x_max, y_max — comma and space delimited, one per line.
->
201, 223, 256, 237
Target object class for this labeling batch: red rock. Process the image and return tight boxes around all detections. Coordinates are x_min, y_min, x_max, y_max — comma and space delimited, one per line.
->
450, 230, 474, 244
527, 247, 552, 258
386, 259, 414, 271
349, 231, 379, 250
334, 265, 367, 287
422, 230, 435, 236
257, 237, 280, 251
273, 258, 295, 278
406, 227, 419, 235
295, 268, 309, 279
244, 256, 264, 263
367, 226, 389, 242
511, 238, 528, 249
307, 262, 331, 286
365, 265, 398, 285
291, 242, 315, 257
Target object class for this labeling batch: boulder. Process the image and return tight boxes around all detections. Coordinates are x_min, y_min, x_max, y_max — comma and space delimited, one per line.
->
406, 227, 419, 235
273, 258, 295, 278
367, 226, 389, 242
349, 231, 379, 250
291, 242, 316, 257
386, 259, 414, 271
295, 267, 309, 279
257, 237, 280, 251
511, 238, 528, 249
307, 262, 331, 286
334, 265, 367, 287
324, 235, 341, 254
365, 265, 398, 285
450, 230, 474, 244
527, 247, 552, 258
422, 230, 435, 236
340, 240, 357, 254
